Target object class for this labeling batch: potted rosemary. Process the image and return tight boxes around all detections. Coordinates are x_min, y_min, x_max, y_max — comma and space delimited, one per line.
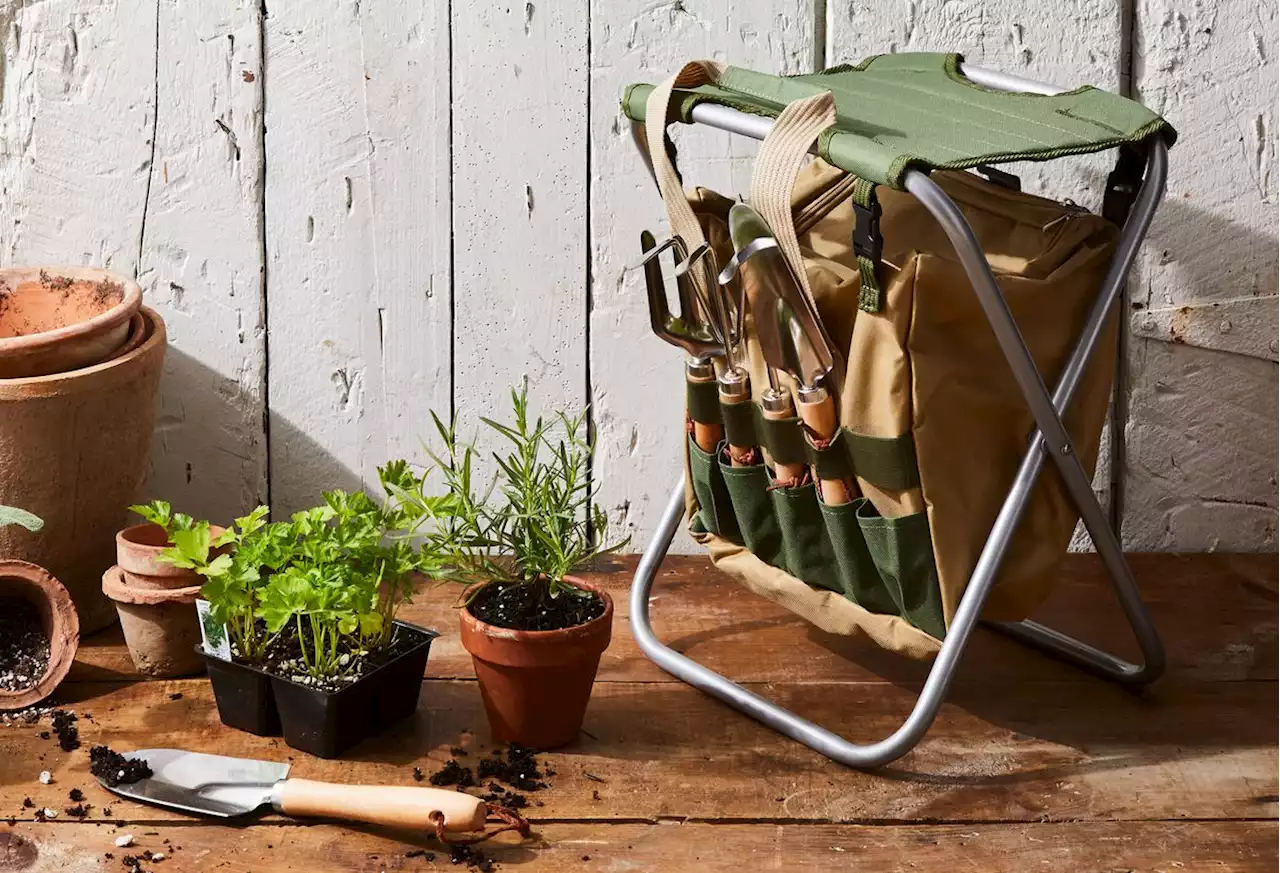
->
144, 474, 446, 757
394, 388, 626, 749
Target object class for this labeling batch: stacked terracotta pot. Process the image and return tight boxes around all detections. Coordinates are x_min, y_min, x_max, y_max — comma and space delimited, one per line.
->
104, 524, 214, 678
0, 266, 167, 696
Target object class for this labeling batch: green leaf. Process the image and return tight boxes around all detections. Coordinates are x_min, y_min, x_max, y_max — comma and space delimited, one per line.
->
198, 553, 234, 578
128, 501, 171, 529
0, 505, 43, 532
170, 522, 212, 565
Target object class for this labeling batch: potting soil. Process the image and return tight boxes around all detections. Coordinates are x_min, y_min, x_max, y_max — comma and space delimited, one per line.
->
468, 581, 605, 631
0, 598, 50, 691
254, 621, 422, 691
88, 746, 153, 787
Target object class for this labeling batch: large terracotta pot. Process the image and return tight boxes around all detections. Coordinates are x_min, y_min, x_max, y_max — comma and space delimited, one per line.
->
0, 560, 80, 710
0, 266, 143, 378
458, 577, 612, 749
0, 307, 166, 633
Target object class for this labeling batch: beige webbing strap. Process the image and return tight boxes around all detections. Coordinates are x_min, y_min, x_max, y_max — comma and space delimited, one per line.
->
747, 91, 837, 310
643, 60, 725, 295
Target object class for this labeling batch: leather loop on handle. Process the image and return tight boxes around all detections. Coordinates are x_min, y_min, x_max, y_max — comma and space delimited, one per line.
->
274, 779, 487, 833
643, 60, 726, 297
748, 91, 837, 315
796, 390, 852, 505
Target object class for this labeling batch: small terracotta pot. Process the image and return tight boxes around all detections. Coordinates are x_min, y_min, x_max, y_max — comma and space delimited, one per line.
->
458, 577, 612, 749
0, 266, 143, 378
115, 523, 226, 590
0, 560, 80, 710
102, 565, 205, 678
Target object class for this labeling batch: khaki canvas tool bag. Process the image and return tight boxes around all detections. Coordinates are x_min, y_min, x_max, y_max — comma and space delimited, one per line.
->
624, 55, 1176, 659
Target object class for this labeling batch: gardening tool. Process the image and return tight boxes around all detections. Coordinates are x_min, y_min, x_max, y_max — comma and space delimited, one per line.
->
719, 203, 810, 483
679, 241, 756, 466
95, 749, 488, 833
776, 298, 851, 505
634, 231, 723, 453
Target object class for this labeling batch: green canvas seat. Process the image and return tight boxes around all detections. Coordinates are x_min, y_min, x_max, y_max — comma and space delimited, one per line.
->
623, 53, 1175, 190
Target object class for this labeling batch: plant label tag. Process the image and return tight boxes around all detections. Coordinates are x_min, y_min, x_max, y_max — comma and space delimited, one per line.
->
196, 599, 232, 660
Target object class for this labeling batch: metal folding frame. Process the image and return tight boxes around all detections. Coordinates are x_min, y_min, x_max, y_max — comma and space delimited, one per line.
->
628, 64, 1169, 768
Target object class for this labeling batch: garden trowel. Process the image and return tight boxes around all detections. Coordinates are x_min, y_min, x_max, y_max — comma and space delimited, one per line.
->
95, 749, 486, 832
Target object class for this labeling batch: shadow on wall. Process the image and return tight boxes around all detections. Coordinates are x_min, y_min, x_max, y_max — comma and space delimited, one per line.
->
1137, 196, 1279, 306
142, 348, 360, 524
1122, 197, 1279, 549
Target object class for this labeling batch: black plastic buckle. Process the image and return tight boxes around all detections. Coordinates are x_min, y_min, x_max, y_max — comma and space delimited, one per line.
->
852, 195, 883, 263
1102, 145, 1146, 227
975, 164, 1021, 191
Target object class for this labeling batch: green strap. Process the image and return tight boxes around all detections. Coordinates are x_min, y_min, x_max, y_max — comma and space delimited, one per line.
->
701, 394, 920, 490
686, 379, 721, 425
757, 413, 809, 466
851, 176, 883, 313
720, 400, 758, 448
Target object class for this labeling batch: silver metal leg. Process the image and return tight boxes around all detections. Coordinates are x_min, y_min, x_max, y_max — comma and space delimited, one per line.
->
630, 138, 1169, 769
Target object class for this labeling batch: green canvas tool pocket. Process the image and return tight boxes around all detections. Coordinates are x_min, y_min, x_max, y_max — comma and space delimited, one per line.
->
856, 501, 946, 639
718, 457, 783, 566
768, 483, 841, 594
819, 498, 901, 615
687, 436, 739, 541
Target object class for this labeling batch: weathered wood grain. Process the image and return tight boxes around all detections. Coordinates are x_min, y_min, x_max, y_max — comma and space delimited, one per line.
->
65, 553, 1278, 684
1124, 1, 1278, 551
263, 0, 452, 513
588, 0, 815, 555
137, 0, 268, 523
450, 0, 588, 436
3, 820, 1275, 873
6, 675, 1274, 823
0, 0, 155, 271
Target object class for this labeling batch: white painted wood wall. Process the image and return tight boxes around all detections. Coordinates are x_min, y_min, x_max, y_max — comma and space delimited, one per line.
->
1, 0, 1274, 554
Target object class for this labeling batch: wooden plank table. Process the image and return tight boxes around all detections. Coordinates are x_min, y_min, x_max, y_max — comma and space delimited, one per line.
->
2, 554, 1276, 871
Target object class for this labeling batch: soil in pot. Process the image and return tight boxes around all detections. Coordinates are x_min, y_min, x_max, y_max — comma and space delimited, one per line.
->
0, 560, 80, 711
466, 581, 606, 631
0, 597, 50, 692
460, 577, 612, 750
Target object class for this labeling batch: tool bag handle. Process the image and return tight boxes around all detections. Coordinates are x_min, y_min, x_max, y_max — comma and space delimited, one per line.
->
747, 90, 838, 319
641, 61, 726, 298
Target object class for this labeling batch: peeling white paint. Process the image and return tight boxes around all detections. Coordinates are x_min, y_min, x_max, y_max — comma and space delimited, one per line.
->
0, 1, 1271, 557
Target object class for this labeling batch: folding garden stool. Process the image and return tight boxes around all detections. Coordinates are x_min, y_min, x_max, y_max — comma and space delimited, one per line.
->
623, 57, 1173, 768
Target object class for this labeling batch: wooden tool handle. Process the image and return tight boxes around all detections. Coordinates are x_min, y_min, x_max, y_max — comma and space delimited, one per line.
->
274, 779, 487, 833
687, 369, 723, 454
761, 401, 806, 485
796, 391, 852, 506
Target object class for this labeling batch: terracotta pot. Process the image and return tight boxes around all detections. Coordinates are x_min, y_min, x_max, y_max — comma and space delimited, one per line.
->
0, 560, 80, 710
113, 312, 148, 360
458, 577, 612, 749
102, 565, 205, 678
116, 523, 227, 590
0, 308, 167, 633
0, 266, 143, 378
